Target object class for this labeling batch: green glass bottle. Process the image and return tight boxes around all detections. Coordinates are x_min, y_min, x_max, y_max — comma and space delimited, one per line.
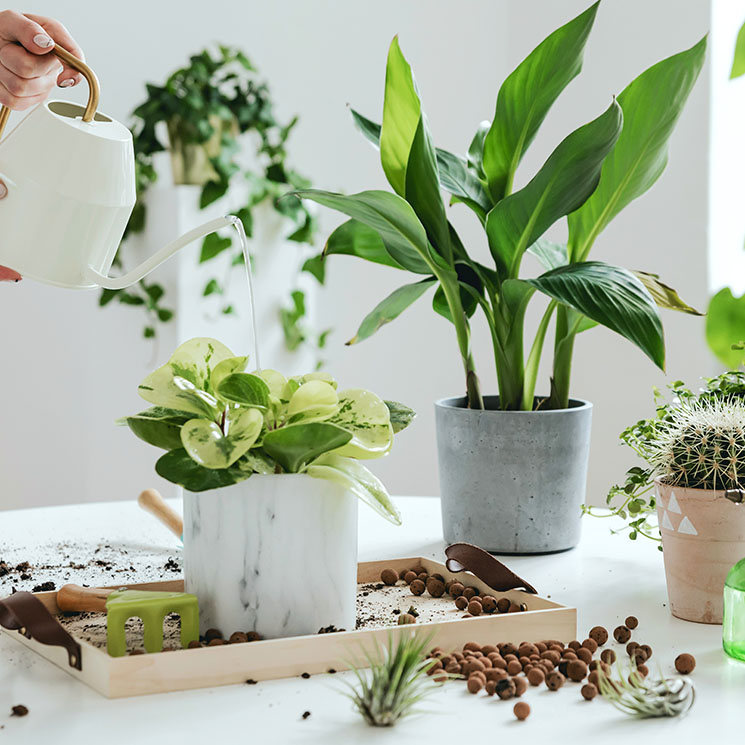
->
723, 557, 745, 661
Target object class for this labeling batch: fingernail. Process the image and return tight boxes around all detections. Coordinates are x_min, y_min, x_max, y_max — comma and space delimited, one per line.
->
33, 33, 54, 49
59, 78, 75, 88
0, 182, 8, 199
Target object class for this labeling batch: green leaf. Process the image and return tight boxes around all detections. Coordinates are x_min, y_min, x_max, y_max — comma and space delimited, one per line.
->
200, 179, 229, 208
138, 337, 234, 415
216, 373, 270, 409
380, 38, 450, 257
527, 238, 568, 271
296, 189, 432, 274
122, 407, 190, 450
380, 37, 420, 197
157, 308, 174, 322
435, 148, 491, 220
203, 278, 222, 296
348, 278, 437, 345
324, 219, 405, 270
486, 100, 623, 279
155, 448, 250, 492
301, 254, 326, 284
200, 233, 232, 263
143, 326, 155, 339
467, 120, 490, 178
526, 261, 665, 369
568, 37, 707, 261
350, 108, 489, 223
482, 2, 599, 200
432, 262, 482, 322
384, 400, 416, 433
633, 271, 702, 315
209, 355, 248, 391
350, 107, 381, 147
306, 453, 401, 525
262, 422, 352, 473
180, 408, 263, 469
325, 388, 394, 459
99, 288, 121, 307
732, 20, 745, 79
287, 380, 338, 423
706, 288, 745, 368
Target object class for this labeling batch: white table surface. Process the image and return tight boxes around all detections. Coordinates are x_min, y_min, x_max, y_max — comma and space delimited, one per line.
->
0, 497, 741, 745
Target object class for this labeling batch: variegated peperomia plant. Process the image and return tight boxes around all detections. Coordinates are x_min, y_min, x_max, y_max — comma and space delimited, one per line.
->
120, 337, 414, 524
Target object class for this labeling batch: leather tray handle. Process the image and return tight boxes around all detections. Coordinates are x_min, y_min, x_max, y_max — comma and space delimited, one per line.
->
445, 543, 538, 594
0, 591, 82, 670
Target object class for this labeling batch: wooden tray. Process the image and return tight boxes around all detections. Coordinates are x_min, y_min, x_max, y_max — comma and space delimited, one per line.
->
1, 556, 575, 698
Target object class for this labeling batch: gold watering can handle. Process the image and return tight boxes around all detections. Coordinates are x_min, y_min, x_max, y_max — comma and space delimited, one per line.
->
0, 43, 100, 138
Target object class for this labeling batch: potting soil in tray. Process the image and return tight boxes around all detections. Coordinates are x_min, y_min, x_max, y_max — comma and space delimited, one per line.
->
57, 581, 464, 652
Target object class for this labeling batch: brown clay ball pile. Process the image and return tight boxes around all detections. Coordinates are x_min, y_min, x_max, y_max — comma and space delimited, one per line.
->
422, 614, 697, 719
377, 566, 529, 620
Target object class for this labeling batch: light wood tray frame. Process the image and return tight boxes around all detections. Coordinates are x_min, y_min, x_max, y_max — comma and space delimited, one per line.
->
1, 556, 576, 698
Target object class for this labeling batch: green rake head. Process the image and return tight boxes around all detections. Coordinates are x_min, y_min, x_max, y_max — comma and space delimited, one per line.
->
57, 584, 199, 657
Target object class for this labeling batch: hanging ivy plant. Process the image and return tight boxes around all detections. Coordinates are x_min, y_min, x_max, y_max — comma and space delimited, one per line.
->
99, 45, 325, 352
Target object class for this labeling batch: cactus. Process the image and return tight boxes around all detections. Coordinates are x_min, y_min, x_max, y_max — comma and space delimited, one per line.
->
650, 398, 745, 491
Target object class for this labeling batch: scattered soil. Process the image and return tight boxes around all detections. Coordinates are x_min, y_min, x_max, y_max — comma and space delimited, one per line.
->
10, 705, 28, 717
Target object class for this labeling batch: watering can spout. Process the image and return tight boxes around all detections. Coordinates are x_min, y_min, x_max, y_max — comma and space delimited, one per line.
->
85, 215, 238, 290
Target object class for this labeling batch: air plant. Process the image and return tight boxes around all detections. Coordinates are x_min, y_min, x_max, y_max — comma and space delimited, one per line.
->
597, 662, 695, 718
342, 632, 445, 727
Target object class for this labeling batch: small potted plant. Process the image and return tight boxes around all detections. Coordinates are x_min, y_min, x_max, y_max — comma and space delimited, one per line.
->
296, 3, 706, 553
591, 372, 745, 623
121, 337, 414, 638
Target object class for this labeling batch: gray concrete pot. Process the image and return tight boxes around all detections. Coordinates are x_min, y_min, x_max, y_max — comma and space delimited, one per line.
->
435, 396, 592, 554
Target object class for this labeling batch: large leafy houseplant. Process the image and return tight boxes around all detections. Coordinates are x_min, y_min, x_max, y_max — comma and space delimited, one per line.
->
297, 3, 705, 411
101, 46, 325, 351
120, 338, 414, 524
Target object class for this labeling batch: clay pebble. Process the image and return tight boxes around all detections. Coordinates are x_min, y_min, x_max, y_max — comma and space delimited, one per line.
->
613, 625, 631, 643
546, 671, 565, 691
675, 653, 695, 674
426, 577, 445, 597
513, 701, 531, 721
625, 615, 639, 630
588, 625, 609, 645
380, 568, 398, 586
581, 683, 598, 701
410, 579, 425, 596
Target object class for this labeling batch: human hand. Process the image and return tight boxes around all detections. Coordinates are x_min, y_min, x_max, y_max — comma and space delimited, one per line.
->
0, 10, 84, 110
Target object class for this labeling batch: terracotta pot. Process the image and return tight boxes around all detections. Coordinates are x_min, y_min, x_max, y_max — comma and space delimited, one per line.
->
656, 480, 745, 623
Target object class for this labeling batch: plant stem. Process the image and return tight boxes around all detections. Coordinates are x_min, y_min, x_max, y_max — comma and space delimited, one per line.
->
549, 306, 579, 409
522, 300, 557, 410
437, 271, 483, 409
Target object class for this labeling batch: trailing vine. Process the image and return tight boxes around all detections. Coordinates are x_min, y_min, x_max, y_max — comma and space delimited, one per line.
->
99, 45, 325, 351
583, 371, 745, 546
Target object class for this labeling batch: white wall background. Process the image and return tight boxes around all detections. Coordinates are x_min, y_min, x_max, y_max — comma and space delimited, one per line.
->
0, 0, 724, 511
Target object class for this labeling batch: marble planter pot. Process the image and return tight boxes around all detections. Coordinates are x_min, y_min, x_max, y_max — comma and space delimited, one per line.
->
656, 480, 745, 624
435, 396, 592, 554
183, 474, 358, 639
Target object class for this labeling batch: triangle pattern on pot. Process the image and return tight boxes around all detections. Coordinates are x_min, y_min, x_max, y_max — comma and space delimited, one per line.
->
677, 515, 698, 535
667, 491, 682, 514
660, 510, 675, 531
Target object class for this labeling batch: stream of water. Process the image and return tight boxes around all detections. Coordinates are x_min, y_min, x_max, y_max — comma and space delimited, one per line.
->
229, 215, 261, 371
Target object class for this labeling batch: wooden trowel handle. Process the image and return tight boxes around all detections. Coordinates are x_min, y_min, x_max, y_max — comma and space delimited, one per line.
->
57, 584, 115, 612
138, 488, 183, 539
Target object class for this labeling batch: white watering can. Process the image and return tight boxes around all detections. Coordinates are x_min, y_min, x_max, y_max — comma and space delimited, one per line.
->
0, 44, 238, 289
